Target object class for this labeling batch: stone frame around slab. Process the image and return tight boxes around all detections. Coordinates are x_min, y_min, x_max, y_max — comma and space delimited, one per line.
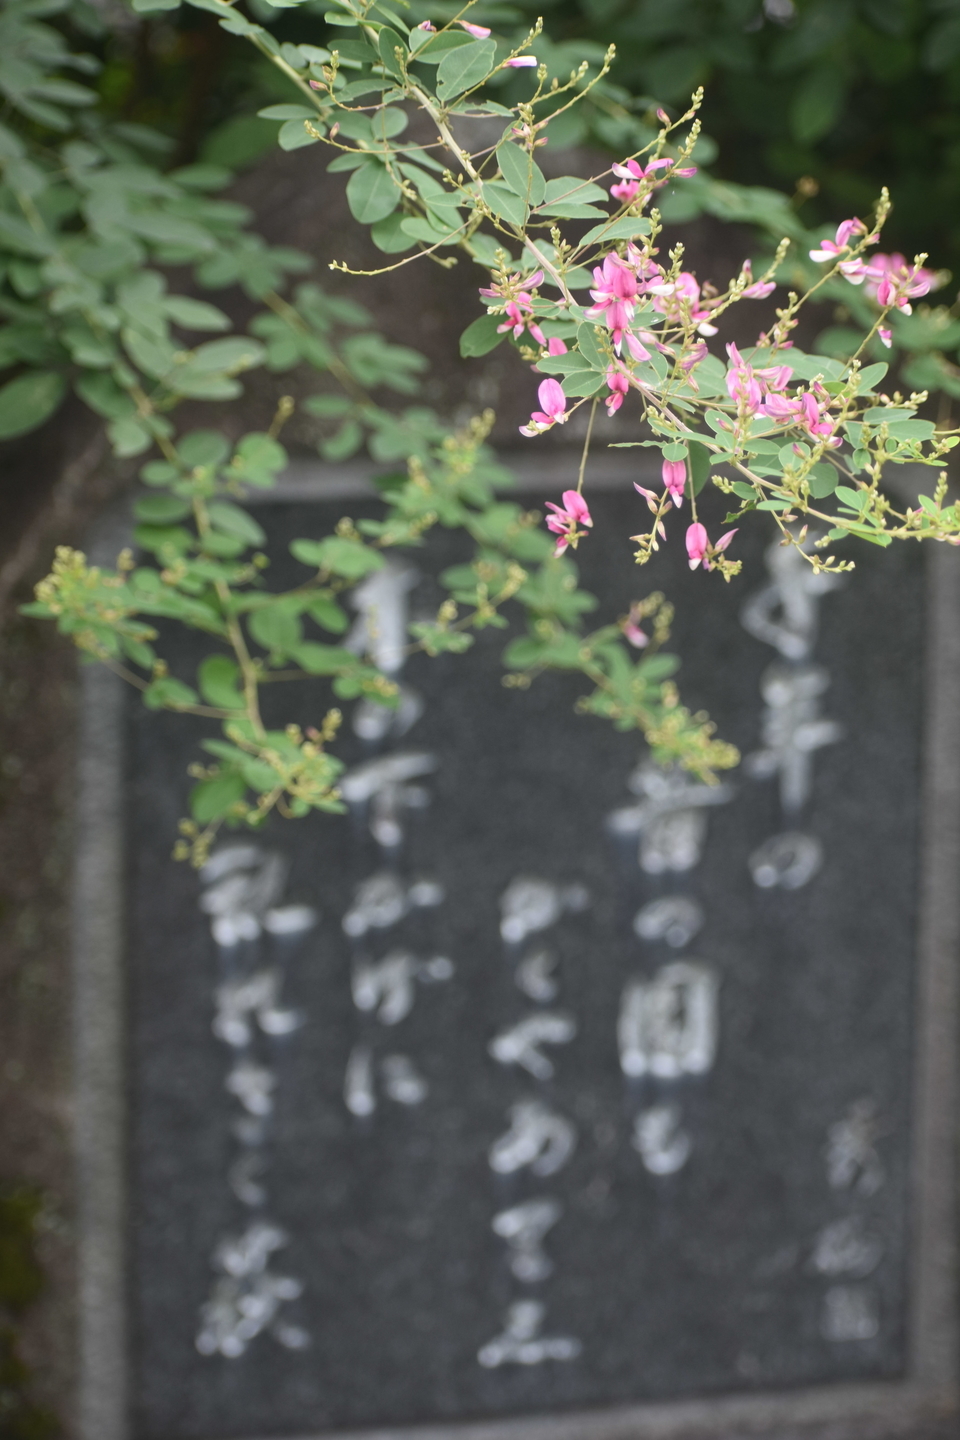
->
72, 458, 960, 1440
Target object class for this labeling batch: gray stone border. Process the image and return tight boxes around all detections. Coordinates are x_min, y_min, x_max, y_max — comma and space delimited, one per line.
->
73, 460, 960, 1440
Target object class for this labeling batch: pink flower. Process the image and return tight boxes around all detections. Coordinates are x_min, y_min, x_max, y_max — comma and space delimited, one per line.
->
586, 254, 639, 352
457, 19, 491, 35
546, 336, 567, 355
605, 365, 630, 415
739, 260, 776, 300
879, 327, 892, 348
609, 156, 673, 203
484, 270, 548, 347
809, 218, 868, 264
416, 19, 436, 29
863, 253, 939, 314
544, 489, 592, 555
623, 330, 651, 362
622, 603, 649, 648
652, 271, 718, 336
661, 458, 687, 507
504, 55, 537, 66
520, 378, 568, 436
686, 523, 737, 571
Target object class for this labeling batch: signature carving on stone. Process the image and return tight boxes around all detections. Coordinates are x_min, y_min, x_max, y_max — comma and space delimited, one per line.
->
213, 968, 303, 1048
748, 831, 823, 890
746, 664, 842, 814
811, 1216, 884, 1278
345, 560, 419, 676
489, 1099, 577, 1177
633, 896, 704, 949
342, 870, 444, 938
343, 1044, 429, 1116
488, 1012, 577, 1080
619, 961, 719, 1079
821, 1284, 880, 1342
825, 1099, 885, 1196
199, 846, 315, 946
499, 877, 589, 944
741, 537, 842, 663
608, 761, 734, 874
632, 1103, 692, 1175
515, 948, 559, 1003
491, 1198, 562, 1282
477, 1300, 581, 1369
196, 1222, 307, 1359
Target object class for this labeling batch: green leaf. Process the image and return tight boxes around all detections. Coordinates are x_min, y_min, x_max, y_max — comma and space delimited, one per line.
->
807, 463, 838, 498
460, 312, 505, 357
481, 181, 526, 227
0, 371, 65, 439
377, 26, 407, 77
542, 176, 609, 205
303, 592, 349, 632
248, 602, 303, 653
371, 211, 416, 253
108, 417, 153, 456
496, 142, 546, 207
560, 369, 606, 398
291, 642, 356, 673
436, 38, 496, 99
198, 654, 245, 709
143, 676, 200, 709
206, 501, 266, 545
278, 119, 322, 150
410, 29, 475, 62
190, 772, 246, 822
578, 216, 650, 246
257, 104, 317, 120
290, 536, 383, 578
688, 441, 711, 496
790, 65, 845, 144
133, 494, 192, 523
346, 162, 401, 224
857, 362, 888, 393
576, 323, 607, 370
321, 418, 362, 460
164, 296, 230, 331
537, 201, 607, 219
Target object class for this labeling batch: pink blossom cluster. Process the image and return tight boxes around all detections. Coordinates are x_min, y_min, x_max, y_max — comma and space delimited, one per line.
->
608, 155, 696, 205
725, 342, 839, 445
809, 219, 940, 318
544, 488, 591, 556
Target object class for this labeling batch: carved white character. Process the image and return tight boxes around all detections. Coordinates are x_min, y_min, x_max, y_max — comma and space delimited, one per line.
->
199, 846, 311, 946
488, 1012, 577, 1080
741, 537, 842, 662
499, 878, 589, 944
618, 961, 719, 1079
346, 560, 419, 676
489, 1100, 576, 1177
212, 969, 303, 1048
515, 949, 559, 1003
225, 1060, 276, 1117
340, 752, 438, 849
342, 871, 444, 938
608, 761, 733, 874
632, 1103, 692, 1175
343, 1045, 428, 1116
746, 663, 842, 814
492, 1198, 562, 1282
351, 949, 454, 1024
821, 1284, 879, 1342
825, 1099, 885, 1196
196, 1222, 306, 1358
748, 830, 823, 890
477, 1301, 581, 1368
633, 897, 704, 949
811, 1217, 883, 1278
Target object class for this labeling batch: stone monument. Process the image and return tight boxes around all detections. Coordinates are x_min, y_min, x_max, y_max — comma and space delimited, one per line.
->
72, 463, 960, 1440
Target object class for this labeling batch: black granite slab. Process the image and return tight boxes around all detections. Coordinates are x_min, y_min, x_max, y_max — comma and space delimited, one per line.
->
124, 482, 928, 1440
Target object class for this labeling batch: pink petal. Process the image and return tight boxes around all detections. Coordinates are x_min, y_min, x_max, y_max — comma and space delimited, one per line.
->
537, 378, 566, 421
546, 336, 567, 355
713, 528, 738, 555
560, 489, 592, 527
504, 55, 537, 66
685, 522, 708, 569
458, 20, 491, 35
